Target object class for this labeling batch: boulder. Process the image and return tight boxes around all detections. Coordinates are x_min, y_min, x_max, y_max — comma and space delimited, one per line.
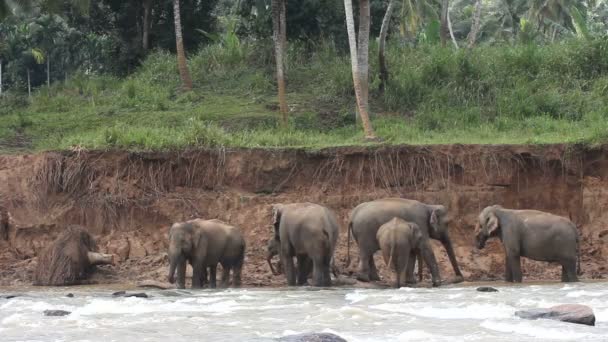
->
278, 333, 347, 342
112, 291, 148, 298
476, 286, 498, 292
66, 293, 74, 298
44, 310, 71, 316
137, 280, 173, 290
515, 304, 595, 326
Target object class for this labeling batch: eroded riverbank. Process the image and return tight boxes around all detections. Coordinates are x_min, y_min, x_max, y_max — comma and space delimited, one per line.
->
1, 145, 608, 287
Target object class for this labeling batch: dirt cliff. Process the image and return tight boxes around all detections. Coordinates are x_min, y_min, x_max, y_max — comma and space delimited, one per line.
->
1, 144, 607, 287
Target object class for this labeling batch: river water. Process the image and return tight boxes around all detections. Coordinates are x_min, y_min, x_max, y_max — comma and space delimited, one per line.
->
1, 282, 607, 341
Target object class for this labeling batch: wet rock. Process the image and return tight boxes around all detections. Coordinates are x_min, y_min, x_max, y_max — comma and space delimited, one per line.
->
476, 286, 498, 292
137, 280, 173, 290
66, 293, 74, 298
3, 295, 19, 299
112, 291, 148, 298
277, 333, 347, 342
44, 310, 71, 316
515, 304, 595, 326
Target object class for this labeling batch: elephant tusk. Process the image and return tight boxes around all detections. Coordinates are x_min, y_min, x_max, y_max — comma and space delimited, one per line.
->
87, 252, 115, 266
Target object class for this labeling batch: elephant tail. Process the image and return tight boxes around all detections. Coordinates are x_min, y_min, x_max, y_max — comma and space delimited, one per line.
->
387, 233, 397, 275
346, 221, 353, 268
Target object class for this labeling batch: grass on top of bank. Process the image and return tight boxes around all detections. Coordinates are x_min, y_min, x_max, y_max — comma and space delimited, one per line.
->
1, 38, 608, 152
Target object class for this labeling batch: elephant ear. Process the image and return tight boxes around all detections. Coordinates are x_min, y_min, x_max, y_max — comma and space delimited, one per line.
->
487, 211, 500, 236
271, 204, 283, 239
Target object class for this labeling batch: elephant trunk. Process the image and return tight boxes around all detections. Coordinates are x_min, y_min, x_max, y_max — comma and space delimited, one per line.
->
87, 252, 115, 266
441, 235, 463, 280
474, 222, 488, 249
168, 251, 180, 284
267, 253, 279, 275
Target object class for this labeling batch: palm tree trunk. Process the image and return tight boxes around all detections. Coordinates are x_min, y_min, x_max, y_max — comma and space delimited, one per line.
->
467, 0, 482, 48
47, 58, 50, 87
0, 59, 3, 96
143, 0, 152, 50
173, 0, 193, 91
272, 0, 288, 128
447, 5, 458, 48
27, 68, 31, 98
344, 0, 376, 140
440, 0, 449, 47
378, 0, 395, 92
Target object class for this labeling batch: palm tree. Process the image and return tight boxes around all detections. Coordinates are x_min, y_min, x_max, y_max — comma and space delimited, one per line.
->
271, 0, 288, 128
467, 0, 483, 48
344, 0, 376, 140
173, 0, 193, 91
378, 0, 396, 92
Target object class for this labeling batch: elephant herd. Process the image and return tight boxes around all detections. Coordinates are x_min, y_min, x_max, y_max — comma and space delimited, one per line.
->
167, 198, 581, 289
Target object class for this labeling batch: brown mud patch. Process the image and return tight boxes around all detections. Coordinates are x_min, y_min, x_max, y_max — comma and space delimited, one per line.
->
1, 144, 608, 287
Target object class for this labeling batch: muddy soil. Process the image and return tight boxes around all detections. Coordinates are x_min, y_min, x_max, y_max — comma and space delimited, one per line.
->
1, 145, 607, 287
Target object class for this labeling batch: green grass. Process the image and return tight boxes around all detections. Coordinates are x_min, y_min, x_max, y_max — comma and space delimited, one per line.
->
1, 38, 608, 152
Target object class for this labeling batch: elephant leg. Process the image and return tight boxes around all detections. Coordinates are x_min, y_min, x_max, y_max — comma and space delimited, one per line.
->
508, 255, 522, 283
312, 255, 331, 287
221, 264, 231, 288
233, 262, 243, 288
201, 267, 208, 288
297, 255, 312, 285
209, 265, 217, 288
395, 252, 410, 288
176, 260, 187, 289
504, 255, 514, 282
369, 255, 380, 281
405, 252, 417, 284
357, 248, 372, 282
192, 262, 203, 289
562, 259, 578, 282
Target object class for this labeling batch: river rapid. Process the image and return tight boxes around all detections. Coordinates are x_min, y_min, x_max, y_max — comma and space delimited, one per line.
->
1, 282, 607, 342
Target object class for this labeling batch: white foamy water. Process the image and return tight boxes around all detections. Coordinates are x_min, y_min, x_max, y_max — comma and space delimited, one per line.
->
1, 282, 607, 341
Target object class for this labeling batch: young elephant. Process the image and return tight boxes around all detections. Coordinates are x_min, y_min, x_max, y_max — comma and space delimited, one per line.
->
377, 218, 441, 288
272, 202, 339, 287
168, 219, 245, 289
476, 205, 580, 282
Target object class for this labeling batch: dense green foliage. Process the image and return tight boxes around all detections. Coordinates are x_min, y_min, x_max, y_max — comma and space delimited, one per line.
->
1, 37, 608, 151
1, 0, 608, 151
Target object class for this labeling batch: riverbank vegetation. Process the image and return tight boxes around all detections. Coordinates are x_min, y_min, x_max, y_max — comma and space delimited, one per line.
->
1, 1, 607, 151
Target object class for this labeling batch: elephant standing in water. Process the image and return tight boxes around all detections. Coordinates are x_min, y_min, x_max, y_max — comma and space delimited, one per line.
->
475, 205, 580, 282
348, 198, 463, 285
271, 202, 339, 287
377, 218, 440, 288
168, 219, 245, 289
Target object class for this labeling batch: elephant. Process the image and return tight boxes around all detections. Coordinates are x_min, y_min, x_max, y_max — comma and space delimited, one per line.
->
475, 205, 580, 282
377, 217, 440, 288
167, 219, 246, 289
347, 198, 463, 284
271, 202, 339, 287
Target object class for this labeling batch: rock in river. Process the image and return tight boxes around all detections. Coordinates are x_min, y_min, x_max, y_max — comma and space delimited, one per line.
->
278, 332, 347, 342
515, 304, 595, 326
476, 286, 498, 292
44, 310, 71, 317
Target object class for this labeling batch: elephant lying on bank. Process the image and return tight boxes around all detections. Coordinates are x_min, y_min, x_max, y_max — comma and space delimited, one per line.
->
271, 202, 339, 287
34, 225, 115, 286
476, 205, 580, 282
348, 198, 463, 285
377, 218, 440, 288
168, 219, 246, 289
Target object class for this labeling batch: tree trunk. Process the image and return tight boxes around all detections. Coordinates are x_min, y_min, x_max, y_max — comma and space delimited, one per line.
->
47, 58, 50, 87
0, 59, 3, 96
440, 0, 449, 47
467, 0, 482, 48
344, 0, 377, 140
272, 0, 288, 128
447, 5, 458, 49
143, 0, 152, 50
173, 0, 193, 91
27, 68, 31, 98
357, 0, 370, 113
378, 0, 395, 92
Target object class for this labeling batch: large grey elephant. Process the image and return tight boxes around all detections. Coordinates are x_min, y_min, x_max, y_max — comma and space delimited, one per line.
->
348, 198, 463, 284
475, 205, 580, 282
377, 217, 440, 288
271, 202, 339, 287
168, 219, 246, 289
